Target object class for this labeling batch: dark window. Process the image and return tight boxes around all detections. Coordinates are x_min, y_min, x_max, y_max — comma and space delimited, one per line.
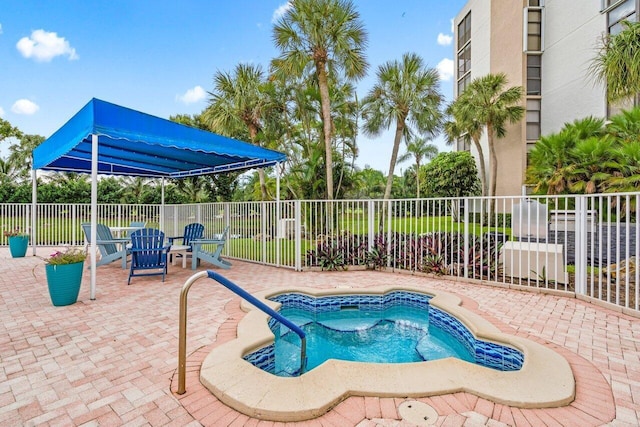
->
458, 12, 471, 47
526, 99, 541, 141
527, 55, 542, 95
457, 44, 471, 78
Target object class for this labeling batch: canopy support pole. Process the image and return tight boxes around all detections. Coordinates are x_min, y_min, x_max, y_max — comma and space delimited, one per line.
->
276, 163, 281, 267
90, 134, 98, 300
160, 178, 165, 231
31, 164, 37, 255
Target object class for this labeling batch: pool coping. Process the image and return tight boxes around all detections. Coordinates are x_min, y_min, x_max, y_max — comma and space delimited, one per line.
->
199, 285, 576, 422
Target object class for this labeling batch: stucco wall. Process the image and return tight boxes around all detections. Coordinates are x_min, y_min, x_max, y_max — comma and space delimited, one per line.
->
541, 0, 607, 134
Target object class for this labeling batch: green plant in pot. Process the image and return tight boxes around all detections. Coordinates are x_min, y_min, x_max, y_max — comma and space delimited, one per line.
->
4, 228, 29, 258
44, 248, 87, 306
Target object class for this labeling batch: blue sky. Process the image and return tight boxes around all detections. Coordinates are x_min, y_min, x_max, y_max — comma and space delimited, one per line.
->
0, 0, 466, 173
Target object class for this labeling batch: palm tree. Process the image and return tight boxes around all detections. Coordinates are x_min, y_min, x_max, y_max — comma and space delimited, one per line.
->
203, 63, 272, 200
397, 136, 438, 198
444, 101, 487, 196
8, 134, 44, 179
361, 52, 443, 200
451, 73, 524, 198
591, 20, 640, 102
272, 0, 368, 200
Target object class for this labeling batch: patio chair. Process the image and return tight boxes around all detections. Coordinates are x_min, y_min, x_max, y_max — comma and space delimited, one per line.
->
81, 223, 129, 269
191, 226, 232, 270
168, 223, 205, 266
128, 228, 171, 285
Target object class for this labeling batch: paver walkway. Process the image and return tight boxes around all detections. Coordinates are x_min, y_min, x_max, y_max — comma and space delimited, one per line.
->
1, 248, 638, 426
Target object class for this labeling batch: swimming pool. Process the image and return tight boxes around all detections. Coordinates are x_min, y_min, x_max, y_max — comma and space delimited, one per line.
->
244, 291, 523, 376
199, 285, 575, 422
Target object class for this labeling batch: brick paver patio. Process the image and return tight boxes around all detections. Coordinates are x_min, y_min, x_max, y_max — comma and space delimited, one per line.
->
1, 248, 638, 426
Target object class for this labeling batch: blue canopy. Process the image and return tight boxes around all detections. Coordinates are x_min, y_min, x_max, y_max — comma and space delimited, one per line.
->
33, 98, 286, 178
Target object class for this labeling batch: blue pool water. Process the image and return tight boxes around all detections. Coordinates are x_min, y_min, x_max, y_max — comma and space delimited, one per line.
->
243, 291, 524, 377
274, 306, 474, 375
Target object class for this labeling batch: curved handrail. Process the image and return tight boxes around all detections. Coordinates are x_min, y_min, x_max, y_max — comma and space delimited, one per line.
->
177, 270, 306, 395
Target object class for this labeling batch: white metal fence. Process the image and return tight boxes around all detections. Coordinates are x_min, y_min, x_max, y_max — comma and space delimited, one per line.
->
2, 192, 638, 313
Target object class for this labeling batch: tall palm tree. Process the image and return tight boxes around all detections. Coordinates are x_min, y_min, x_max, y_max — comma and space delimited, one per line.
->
591, 20, 640, 102
203, 63, 271, 200
397, 136, 438, 198
444, 101, 487, 196
361, 52, 443, 200
272, 0, 368, 200
452, 73, 524, 198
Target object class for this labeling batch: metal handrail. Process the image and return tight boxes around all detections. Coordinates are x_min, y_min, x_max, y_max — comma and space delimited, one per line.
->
177, 270, 307, 395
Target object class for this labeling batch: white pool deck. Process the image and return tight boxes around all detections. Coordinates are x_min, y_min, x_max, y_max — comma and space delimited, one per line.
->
1, 247, 638, 426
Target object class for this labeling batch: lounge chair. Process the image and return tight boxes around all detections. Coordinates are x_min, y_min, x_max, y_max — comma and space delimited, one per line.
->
81, 223, 130, 269
128, 228, 170, 285
168, 223, 204, 267
191, 226, 231, 270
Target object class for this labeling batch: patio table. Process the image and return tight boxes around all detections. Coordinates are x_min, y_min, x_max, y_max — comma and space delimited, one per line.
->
169, 245, 190, 268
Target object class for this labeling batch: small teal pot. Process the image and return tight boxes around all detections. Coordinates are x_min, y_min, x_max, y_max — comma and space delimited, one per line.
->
45, 261, 84, 306
8, 235, 29, 258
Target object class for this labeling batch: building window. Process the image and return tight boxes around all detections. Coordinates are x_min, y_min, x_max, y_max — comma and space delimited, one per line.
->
458, 12, 471, 47
527, 55, 542, 95
526, 98, 541, 141
456, 137, 471, 152
456, 12, 471, 95
524, 7, 543, 52
608, 0, 636, 34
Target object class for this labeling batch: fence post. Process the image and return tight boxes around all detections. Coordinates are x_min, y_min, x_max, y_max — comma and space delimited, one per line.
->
386, 200, 392, 268
295, 200, 302, 271
574, 196, 587, 296
261, 202, 267, 264
367, 200, 375, 251
463, 198, 470, 279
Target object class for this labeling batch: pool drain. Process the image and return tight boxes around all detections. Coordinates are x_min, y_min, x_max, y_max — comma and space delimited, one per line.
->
398, 400, 438, 426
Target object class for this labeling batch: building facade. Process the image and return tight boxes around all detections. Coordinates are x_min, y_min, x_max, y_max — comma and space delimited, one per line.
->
453, 0, 636, 196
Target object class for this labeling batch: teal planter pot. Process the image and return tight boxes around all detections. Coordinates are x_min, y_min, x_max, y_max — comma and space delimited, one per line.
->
8, 235, 29, 258
45, 262, 84, 306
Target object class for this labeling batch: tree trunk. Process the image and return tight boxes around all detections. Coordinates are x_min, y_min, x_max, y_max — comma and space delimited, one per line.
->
316, 63, 334, 201
472, 136, 488, 197
248, 124, 268, 201
384, 119, 405, 200
415, 161, 421, 199
487, 122, 498, 198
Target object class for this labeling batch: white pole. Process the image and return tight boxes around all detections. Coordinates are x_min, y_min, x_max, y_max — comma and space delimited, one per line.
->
90, 134, 99, 300
160, 177, 165, 231
31, 165, 37, 255
276, 163, 281, 267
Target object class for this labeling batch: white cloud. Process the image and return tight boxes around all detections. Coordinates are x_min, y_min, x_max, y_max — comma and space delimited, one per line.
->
16, 29, 78, 62
437, 33, 453, 46
451, 19, 454, 33
436, 58, 454, 82
11, 99, 39, 115
0, 107, 5, 117
177, 85, 206, 104
272, 2, 292, 23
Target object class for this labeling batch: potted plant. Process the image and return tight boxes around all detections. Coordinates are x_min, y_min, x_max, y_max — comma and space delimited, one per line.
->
4, 228, 29, 258
44, 248, 87, 306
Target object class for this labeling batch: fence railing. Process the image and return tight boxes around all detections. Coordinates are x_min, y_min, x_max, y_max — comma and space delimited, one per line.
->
2, 192, 638, 313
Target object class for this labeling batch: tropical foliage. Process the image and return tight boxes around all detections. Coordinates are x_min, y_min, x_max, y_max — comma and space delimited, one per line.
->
526, 107, 640, 195
591, 20, 640, 102
361, 52, 443, 199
